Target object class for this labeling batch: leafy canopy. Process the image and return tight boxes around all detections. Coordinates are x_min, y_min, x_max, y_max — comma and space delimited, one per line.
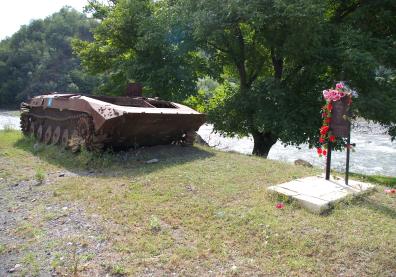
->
75, 0, 396, 155
0, 7, 100, 107
73, 0, 204, 101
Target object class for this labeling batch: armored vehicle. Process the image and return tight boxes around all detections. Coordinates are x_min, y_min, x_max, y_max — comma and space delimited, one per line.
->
20, 88, 206, 151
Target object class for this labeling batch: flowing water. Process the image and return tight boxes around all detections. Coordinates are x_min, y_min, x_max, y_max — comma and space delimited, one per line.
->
197, 122, 396, 177
1, 110, 394, 176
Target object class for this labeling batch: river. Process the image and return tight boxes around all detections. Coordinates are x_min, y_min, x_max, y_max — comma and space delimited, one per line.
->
1, 110, 395, 176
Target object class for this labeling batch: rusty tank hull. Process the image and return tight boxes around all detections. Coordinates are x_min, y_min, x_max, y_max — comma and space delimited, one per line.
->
20, 93, 206, 151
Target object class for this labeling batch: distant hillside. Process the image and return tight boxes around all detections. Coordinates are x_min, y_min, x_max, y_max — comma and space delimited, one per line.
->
0, 7, 100, 107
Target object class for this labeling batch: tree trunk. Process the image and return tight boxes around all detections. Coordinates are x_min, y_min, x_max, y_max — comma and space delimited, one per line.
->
271, 47, 283, 80
252, 131, 278, 158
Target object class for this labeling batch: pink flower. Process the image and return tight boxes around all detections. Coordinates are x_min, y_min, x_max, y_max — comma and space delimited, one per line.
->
385, 189, 396, 194
323, 90, 329, 99
336, 82, 344, 89
276, 202, 285, 209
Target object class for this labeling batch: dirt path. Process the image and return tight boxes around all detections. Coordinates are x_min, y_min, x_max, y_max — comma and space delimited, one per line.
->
0, 169, 116, 276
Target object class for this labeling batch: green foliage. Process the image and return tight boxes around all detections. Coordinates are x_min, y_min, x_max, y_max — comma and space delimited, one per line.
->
0, 7, 100, 107
75, 0, 396, 155
73, 0, 204, 101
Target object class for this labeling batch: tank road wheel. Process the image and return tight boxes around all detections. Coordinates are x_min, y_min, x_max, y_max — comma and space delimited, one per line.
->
60, 129, 69, 148
44, 125, 53, 144
29, 121, 36, 137
36, 125, 44, 142
20, 113, 30, 136
77, 117, 91, 138
52, 126, 61, 145
70, 129, 83, 152
76, 116, 94, 150
182, 131, 195, 146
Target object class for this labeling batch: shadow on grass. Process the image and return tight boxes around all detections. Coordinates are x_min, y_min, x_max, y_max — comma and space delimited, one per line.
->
340, 194, 396, 220
14, 135, 214, 178
362, 197, 396, 219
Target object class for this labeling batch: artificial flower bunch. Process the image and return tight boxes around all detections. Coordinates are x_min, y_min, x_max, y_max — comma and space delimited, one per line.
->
317, 82, 355, 157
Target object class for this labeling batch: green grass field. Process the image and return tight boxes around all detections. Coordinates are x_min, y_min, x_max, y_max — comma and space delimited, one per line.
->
0, 130, 395, 276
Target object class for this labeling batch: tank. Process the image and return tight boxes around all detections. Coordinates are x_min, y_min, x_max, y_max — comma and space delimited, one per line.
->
20, 90, 206, 151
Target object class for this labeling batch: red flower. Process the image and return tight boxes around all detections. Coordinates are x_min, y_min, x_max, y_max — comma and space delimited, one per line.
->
319, 137, 325, 143
320, 126, 329, 135
327, 103, 333, 111
322, 112, 327, 118
317, 148, 323, 155
325, 118, 331, 124
322, 150, 327, 156
276, 202, 285, 209
329, 135, 336, 142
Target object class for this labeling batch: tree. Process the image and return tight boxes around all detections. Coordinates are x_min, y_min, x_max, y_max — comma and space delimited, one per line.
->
0, 7, 100, 107
181, 0, 335, 156
183, 0, 396, 156
73, 0, 203, 101
327, 0, 396, 139
76, 0, 396, 156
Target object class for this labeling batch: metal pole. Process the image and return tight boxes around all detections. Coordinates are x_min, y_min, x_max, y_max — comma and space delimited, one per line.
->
345, 126, 351, 185
325, 142, 332, 180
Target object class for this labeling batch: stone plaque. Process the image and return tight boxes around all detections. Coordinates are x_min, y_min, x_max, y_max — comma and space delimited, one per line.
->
330, 96, 351, 138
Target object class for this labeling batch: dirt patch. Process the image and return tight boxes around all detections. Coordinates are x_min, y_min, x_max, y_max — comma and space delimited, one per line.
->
0, 171, 120, 276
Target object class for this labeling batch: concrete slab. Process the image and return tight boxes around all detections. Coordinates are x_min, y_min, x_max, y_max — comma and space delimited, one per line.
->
268, 175, 375, 214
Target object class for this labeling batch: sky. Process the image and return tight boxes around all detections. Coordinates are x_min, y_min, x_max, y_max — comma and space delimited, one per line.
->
0, 0, 88, 40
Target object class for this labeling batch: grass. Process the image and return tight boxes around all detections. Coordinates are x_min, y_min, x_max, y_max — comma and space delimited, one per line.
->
350, 172, 396, 188
1, 130, 395, 276
34, 168, 46, 184
2, 123, 17, 132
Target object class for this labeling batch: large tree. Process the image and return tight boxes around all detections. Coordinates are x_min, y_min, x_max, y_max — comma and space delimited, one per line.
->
73, 0, 203, 101
0, 7, 100, 107
76, 0, 396, 157
183, 0, 396, 156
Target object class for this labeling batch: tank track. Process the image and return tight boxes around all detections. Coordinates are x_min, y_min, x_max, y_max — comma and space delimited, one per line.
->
20, 107, 103, 152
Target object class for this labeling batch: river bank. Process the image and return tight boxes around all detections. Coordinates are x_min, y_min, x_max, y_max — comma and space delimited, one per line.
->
1, 110, 395, 176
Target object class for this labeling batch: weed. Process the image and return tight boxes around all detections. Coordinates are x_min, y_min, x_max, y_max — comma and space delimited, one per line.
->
22, 252, 40, 276
0, 243, 6, 254
80, 252, 95, 262
149, 215, 161, 233
70, 242, 79, 277
109, 263, 127, 275
15, 222, 43, 239
35, 168, 45, 184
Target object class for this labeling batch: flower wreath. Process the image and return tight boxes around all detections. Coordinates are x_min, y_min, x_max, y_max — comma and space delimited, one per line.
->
317, 82, 357, 157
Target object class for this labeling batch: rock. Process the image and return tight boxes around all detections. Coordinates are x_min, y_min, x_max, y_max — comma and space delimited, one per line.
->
8, 264, 21, 273
294, 159, 313, 168
194, 133, 209, 146
145, 158, 159, 164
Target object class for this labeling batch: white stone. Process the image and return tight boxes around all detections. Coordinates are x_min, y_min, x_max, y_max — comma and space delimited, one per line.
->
268, 175, 375, 214
145, 158, 159, 164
